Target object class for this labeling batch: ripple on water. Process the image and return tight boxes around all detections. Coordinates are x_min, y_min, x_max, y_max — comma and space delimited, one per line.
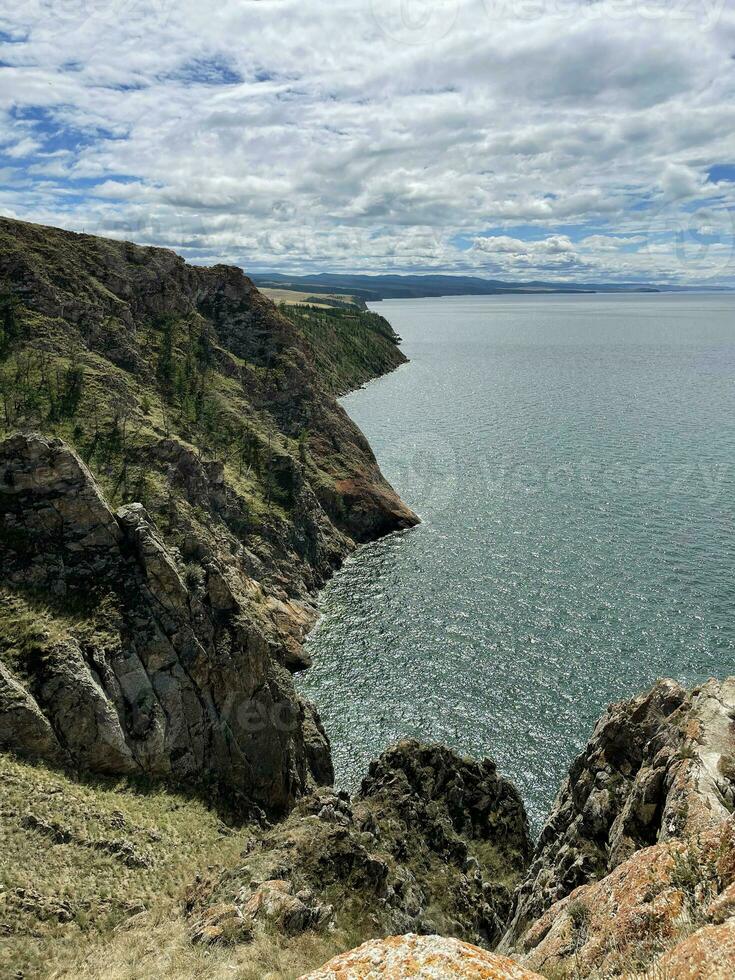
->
298, 294, 735, 834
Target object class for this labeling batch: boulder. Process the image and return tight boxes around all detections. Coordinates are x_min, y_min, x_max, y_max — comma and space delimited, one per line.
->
300, 934, 544, 979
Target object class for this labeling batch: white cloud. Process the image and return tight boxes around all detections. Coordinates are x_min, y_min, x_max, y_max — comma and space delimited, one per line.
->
661, 163, 704, 201
0, 0, 734, 282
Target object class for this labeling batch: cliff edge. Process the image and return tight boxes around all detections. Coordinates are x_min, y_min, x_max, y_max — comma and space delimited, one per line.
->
0, 217, 417, 814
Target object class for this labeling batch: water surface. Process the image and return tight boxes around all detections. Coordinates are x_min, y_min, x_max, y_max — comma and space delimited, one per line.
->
298, 293, 735, 831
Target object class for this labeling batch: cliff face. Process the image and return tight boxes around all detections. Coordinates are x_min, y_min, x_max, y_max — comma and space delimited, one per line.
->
0, 217, 416, 813
501, 677, 735, 977
503, 678, 735, 944
187, 740, 531, 950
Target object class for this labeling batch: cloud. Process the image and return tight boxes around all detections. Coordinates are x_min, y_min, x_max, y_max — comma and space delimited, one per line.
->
661, 163, 704, 201
0, 0, 734, 282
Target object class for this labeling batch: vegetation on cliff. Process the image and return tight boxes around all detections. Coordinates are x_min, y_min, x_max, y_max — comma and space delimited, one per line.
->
2, 218, 735, 980
282, 304, 406, 396
0, 218, 416, 805
0, 217, 412, 546
187, 741, 531, 953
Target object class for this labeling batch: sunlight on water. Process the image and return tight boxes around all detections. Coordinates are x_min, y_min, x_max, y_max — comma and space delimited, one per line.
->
298, 293, 735, 832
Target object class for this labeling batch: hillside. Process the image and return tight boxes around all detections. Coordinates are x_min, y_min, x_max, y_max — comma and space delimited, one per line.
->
251, 272, 667, 301
0, 216, 416, 815
2, 219, 734, 980
282, 304, 406, 396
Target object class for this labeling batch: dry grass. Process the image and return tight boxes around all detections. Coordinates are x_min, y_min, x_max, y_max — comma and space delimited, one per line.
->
0, 754, 248, 979
53, 910, 362, 980
259, 288, 359, 308
0, 754, 371, 980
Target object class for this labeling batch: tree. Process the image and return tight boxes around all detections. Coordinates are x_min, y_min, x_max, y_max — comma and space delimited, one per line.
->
0, 290, 20, 360
156, 316, 176, 389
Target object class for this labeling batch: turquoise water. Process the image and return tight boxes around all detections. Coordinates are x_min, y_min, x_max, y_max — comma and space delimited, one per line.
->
298, 293, 735, 831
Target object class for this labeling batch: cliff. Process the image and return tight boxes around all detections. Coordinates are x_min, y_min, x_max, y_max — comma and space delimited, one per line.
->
2, 218, 735, 980
503, 676, 735, 977
0, 216, 416, 815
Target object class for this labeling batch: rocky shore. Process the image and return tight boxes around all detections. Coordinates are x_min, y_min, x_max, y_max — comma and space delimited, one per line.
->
181, 680, 735, 978
1, 219, 734, 979
0, 217, 416, 816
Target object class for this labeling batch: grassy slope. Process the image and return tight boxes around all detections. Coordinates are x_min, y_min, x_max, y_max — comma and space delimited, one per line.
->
0, 754, 250, 979
0, 223, 412, 979
0, 754, 361, 980
0, 754, 371, 980
285, 304, 407, 396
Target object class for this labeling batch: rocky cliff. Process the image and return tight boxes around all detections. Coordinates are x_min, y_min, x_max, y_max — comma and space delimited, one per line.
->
501, 677, 735, 977
187, 741, 531, 950
0, 217, 416, 814
182, 680, 735, 977
2, 218, 735, 980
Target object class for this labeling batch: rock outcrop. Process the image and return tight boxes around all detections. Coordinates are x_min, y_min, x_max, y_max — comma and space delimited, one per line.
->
300, 934, 544, 979
503, 678, 735, 944
516, 817, 735, 977
502, 677, 735, 977
188, 740, 531, 949
0, 432, 333, 813
0, 216, 417, 812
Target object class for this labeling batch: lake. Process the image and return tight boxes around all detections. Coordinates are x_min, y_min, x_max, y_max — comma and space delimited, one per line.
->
297, 293, 735, 832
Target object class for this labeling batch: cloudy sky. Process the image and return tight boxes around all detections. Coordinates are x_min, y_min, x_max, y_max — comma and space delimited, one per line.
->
1, 0, 735, 283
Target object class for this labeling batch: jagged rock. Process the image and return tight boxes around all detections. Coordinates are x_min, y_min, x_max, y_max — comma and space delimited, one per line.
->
516, 817, 735, 977
0, 433, 328, 813
0, 662, 65, 765
502, 678, 735, 947
301, 934, 544, 979
189, 740, 531, 949
0, 431, 122, 595
360, 741, 532, 860
502, 678, 735, 978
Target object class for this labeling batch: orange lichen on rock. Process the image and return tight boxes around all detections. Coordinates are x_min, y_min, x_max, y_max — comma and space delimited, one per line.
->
521, 843, 683, 976
300, 934, 544, 979
520, 817, 735, 978
657, 919, 735, 979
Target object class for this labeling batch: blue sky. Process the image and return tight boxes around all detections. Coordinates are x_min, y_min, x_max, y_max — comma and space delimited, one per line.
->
1, 0, 734, 283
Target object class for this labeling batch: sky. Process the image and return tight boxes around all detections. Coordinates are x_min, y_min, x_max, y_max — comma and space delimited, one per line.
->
1, 0, 735, 284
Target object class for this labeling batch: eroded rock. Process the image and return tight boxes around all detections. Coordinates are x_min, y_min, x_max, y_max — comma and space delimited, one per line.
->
0, 434, 330, 813
189, 740, 531, 949
500, 677, 735, 978
301, 934, 544, 980
503, 677, 735, 947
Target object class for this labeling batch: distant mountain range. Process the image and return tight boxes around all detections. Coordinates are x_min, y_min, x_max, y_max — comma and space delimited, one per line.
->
251, 272, 716, 302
